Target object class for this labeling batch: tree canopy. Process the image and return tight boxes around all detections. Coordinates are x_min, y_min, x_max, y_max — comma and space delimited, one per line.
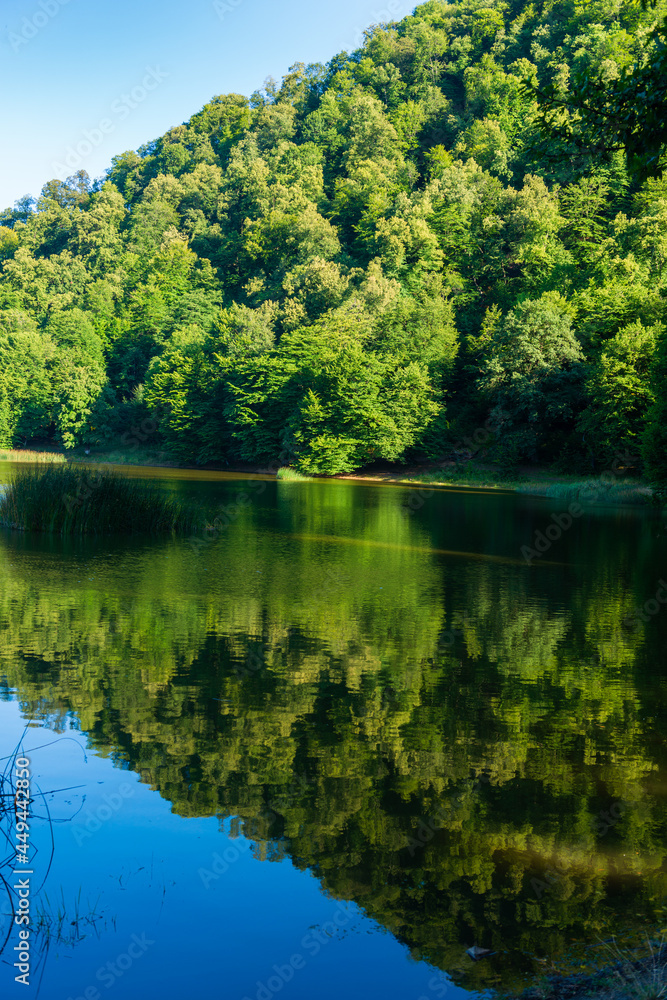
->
1, 0, 666, 478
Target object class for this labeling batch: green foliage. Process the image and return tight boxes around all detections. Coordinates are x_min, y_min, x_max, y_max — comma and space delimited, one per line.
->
373, 276, 458, 371
283, 332, 440, 475
529, 13, 667, 181
477, 292, 584, 462
642, 323, 667, 493
578, 321, 659, 465
145, 309, 440, 473
144, 327, 226, 463
275, 466, 311, 480
0, 449, 65, 463
0, 319, 55, 446
0, 0, 665, 472
0, 227, 19, 261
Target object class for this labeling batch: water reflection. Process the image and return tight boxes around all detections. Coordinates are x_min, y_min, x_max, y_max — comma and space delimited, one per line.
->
1, 473, 666, 992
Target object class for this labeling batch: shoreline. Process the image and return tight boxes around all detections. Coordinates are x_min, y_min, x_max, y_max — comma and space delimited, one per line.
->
0, 448, 657, 507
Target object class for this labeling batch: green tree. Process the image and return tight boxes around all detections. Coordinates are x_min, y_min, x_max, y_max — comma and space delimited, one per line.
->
529, 13, 667, 180
477, 292, 584, 463
578, 321, 659, 465
642, 323, 667, 493
0, 316, 54, 446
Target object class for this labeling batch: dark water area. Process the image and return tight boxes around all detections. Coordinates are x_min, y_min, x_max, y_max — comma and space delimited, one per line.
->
1, 465, 666, 999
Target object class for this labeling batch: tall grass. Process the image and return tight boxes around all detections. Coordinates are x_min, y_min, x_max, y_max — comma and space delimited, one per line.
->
517, 478, 652, 506
393, 466, 523, 491
0, 449, 65, 463
0, 465, 201, 535
597, 937, 667, 1000
276, 466, 311, 481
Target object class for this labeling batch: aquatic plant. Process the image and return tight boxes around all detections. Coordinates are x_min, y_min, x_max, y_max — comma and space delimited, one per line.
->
602, 937, 667, 1000
0, 742, 21, 960
276, 467, 311, 481
34, 888, 107, 947
0, 450, 65, 463
0, 465, 201, 535
0, 735, 106, 984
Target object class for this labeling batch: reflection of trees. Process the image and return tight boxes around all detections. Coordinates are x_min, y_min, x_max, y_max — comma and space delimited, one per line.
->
0, 487, 666, 989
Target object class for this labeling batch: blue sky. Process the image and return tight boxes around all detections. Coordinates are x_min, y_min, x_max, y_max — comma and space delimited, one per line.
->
0, 0, 416, 209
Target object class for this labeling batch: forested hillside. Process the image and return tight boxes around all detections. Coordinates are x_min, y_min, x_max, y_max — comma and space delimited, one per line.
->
1, 0, 666, 478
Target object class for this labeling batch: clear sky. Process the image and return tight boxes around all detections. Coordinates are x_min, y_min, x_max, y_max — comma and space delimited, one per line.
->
0, 0, 416, 209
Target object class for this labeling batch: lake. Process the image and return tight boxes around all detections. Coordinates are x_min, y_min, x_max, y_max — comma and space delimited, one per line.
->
1, 465, 666, 1000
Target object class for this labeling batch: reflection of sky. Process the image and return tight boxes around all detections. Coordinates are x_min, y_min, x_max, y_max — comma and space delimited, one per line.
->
0, 701, 472, 1000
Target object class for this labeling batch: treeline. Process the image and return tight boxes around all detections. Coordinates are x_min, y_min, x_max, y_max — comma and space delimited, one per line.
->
1, 0, 667, 477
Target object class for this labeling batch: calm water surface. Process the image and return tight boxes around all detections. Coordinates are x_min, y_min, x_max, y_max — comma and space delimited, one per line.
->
1, 464, 666, 1000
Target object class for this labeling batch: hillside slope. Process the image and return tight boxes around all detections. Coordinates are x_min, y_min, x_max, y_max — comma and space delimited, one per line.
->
1, 0, 666, 477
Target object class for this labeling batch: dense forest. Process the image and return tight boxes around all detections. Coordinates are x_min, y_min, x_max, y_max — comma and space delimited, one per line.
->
1, 0, 667, 479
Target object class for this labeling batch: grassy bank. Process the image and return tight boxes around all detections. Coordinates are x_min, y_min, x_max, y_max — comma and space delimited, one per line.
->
0, 449, 65, 463
358, 465, 654, 506
0, 465, 201, 535
376, 465, 525, 491
516, 478, 651, 506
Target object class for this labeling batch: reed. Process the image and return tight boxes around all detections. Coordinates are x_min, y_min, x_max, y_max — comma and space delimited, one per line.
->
0, 449, 65, 463
601, 937, 667, 1000
276, 467, 311, 481
0, 465, 201, 535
